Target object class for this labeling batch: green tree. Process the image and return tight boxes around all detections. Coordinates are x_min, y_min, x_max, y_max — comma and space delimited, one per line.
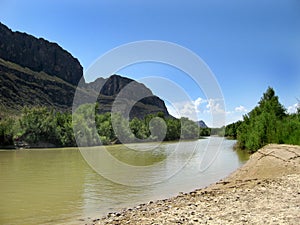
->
55, 112, 76, 147
165, 118, 181, 141
19, 107, 76, 147
279, 110, 300, 145
19, 107, 56, 144
225, 121, 242, 138
130, 117, 149, 140
96, 112, 115, 142
73, 104, 100, 146
199, 127, 211, 137
180, 117, 199, 139
237, 87, 287, 152
149, 117, 167, 141
0, 117, 15, 146
111, 113, 134, 143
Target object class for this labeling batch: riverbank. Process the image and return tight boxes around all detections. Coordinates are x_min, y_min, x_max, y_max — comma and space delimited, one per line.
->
90, 144, 300, 225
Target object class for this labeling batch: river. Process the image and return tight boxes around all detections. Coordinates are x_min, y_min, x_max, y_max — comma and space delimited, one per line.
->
0, 137, 248, 225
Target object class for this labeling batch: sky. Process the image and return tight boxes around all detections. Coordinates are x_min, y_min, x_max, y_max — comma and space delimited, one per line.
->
1, 0, 299, 127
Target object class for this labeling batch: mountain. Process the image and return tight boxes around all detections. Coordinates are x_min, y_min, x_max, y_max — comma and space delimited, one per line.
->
0, 22, 170, 119
0, 57, 79, 112
87, 75, 170, 119
0, 23, 83, 86
196, 120, 208, 128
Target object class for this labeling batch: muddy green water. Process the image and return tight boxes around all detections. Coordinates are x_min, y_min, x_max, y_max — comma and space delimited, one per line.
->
0, 138, 248, 225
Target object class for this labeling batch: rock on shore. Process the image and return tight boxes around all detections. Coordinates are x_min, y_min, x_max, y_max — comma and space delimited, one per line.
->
90, 144, 300, 225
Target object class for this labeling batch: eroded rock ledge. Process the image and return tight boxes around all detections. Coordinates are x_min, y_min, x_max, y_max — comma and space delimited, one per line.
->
89, 144, 300, 225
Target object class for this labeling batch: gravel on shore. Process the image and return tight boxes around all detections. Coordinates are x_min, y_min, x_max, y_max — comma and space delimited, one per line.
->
89, 144, 300, 225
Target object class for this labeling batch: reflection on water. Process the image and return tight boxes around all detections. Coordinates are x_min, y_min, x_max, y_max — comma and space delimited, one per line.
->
98, 143, 168, 166
235, 147, 251, 162
0, 138, 249, 225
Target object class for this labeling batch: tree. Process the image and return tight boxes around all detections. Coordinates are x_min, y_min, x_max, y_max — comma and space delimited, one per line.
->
199, 127, 211, 137
0, 117, 15, 146
130, 117, 149, 140
19, 107, 56, 144
18, 107, 76, 147
237, 87, 287, 152
258, 87, 286, 119
55, 112, 76, 147
278, 107, 300, 145
180, 117, 199, 139
73, 104, 100, 146
165, 118, 181, 140
225, 121, 242, 138
96, 112, 115, 141
111, 113, 134, 143
149, 117, 167, 141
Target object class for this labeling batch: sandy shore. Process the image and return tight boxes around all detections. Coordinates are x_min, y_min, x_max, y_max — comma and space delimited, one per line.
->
89, 144, 300, 225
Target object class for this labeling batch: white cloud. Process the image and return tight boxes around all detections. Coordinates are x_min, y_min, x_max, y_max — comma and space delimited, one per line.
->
165, 97, 208, 120
235, 105, 248, 113
166, 101, 199, 120
166, 97, 229, 127
223, 105, 248, 124
165, 97, 204, 120
193, 97, 206, 112
205, 99, 226, 115
180, 102, 198, 119
287, 103, 299, 114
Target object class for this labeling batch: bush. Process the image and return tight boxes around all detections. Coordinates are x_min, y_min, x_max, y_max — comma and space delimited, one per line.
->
236, 87, 299, 152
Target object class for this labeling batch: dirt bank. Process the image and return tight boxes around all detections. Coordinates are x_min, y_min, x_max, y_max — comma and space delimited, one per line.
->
90, 144, 300, 225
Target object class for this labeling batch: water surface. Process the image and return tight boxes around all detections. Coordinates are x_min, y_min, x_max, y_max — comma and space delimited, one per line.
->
0, 138, 248, 225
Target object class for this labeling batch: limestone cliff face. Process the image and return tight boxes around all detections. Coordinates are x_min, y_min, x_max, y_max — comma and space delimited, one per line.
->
0, 22, 83, 85
87, 75, 170, 119
0, 58, 82, 111
196, 120, 208, 128
0, 22, 170, 119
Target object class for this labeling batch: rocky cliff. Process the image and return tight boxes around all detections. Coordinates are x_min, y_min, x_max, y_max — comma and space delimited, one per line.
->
0, 58, 82, 111
196, 120, 207, 128
87, 75, 170, 119
0, 22, 83, 86
0, 23, 170, 119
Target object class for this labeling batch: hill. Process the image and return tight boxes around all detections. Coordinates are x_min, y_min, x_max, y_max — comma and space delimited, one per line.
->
87, 75, 169, 119
196, 120, 207, 128
0, 22, 169, 119
0, 22, 83, 85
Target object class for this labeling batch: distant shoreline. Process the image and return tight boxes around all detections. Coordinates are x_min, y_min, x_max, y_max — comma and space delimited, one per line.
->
91, 144, 300, 225
0, 137, 210, 151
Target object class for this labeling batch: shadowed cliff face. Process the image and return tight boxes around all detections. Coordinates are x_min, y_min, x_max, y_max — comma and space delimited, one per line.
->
0, 59, 77, 111
87, 75, 170, 119
0, 22, 83, 86
0, 23, 170, 119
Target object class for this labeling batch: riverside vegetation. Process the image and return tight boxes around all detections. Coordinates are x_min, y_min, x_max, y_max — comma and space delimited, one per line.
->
1, 23, 299, 152
1, 87, 299, 150
0, 103, 211, 148
225, 87, 300, 152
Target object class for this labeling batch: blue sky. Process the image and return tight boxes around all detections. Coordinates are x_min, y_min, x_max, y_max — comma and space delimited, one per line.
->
1, 0, 299, 126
